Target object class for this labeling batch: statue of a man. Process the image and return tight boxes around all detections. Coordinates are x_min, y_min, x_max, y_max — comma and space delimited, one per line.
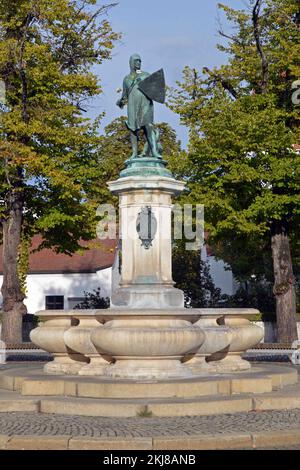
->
116, 54, 162, 159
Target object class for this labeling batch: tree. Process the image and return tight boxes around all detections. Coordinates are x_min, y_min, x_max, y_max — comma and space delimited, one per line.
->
210, 234, 274, 284
0, 1, 119, 342
222, 282, 276, 320
74, 287, 109, 309
172, 240, 222, 308
169, 0, 300, 341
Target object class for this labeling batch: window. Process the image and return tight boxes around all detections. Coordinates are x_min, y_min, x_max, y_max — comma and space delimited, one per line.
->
68, 297, 85, 309
45, 295, 64, 310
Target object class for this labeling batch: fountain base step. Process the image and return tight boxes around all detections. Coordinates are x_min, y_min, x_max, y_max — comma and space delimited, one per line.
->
0, 363, 297, 417
0, 364, 300, 417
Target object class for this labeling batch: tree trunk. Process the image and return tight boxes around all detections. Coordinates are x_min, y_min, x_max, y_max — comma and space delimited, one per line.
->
1, 190, 27, 344
271, 221, 297, 343
1, 21, 30, 344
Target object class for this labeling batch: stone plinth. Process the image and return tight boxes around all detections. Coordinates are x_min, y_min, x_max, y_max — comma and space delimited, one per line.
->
119, 156, 173, 179
108, 176, 185, 309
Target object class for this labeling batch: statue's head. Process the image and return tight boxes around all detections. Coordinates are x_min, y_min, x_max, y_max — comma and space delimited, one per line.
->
129, 54, 141, 73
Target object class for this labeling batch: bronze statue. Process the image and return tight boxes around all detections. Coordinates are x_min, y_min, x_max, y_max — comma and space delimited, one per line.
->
116, 54, 165, 159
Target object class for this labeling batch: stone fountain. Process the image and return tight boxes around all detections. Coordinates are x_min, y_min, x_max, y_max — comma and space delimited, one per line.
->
30, 56, 264, 388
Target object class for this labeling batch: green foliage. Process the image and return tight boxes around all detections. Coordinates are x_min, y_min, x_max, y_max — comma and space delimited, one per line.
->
168, 0, 300, 281
74, 287, 110, 309
222, 281, 276, 319
211, 233, 274, 283
0, 1, 120, 254
172, 240, 222, 308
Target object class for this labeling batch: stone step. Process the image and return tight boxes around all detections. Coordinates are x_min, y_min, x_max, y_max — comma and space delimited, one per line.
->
1, 381, 300, 417
0, 364, 297, 399
39, 394, 254, 417
253, 389, 300, 411
0, 363, 298, 418
20, 366, 298, 398
6, 388, 300, 417
30, 386, 300, 416
20, 374, 274, 398
0, 390, 39, 412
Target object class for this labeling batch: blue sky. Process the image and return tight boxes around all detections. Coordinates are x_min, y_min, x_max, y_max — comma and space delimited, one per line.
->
92, 0, 241, 146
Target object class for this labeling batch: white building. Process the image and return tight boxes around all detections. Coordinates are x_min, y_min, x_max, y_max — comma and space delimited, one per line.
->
0, 235, 117, 314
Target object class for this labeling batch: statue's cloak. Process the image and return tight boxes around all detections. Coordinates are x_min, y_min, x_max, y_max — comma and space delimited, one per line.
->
123, 71, 154, 132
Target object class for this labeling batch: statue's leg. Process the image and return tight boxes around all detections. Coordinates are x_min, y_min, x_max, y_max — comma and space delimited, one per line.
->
141, 139, 150, 157
144, 124, 162, 159
130, 131, 139, 158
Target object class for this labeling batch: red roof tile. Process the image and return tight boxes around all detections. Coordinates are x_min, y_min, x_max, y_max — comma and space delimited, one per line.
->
0, 235, 117, 274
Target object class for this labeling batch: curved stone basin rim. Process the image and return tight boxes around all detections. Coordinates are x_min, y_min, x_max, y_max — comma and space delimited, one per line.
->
35, 308, 260, 319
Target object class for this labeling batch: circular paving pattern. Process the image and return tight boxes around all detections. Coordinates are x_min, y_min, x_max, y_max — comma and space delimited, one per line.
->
1, 409, 300, 437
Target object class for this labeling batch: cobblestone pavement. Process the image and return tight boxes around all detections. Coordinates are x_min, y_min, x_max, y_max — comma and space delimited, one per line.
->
0, 409, 300, 437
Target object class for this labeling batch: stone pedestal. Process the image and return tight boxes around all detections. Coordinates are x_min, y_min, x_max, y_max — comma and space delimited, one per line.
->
109, 176, 185, 309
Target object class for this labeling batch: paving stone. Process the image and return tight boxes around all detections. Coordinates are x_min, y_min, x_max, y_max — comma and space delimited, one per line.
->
153, 434, 252, 450
6, 435, 70, 450
0, 409, 300, 439
252, 430, 300, 448
0, 435, 10, 449
69, 437, 152, 450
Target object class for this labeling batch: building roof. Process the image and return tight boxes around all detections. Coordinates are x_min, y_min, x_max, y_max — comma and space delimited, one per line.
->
293, 144, 300, 152
0, 235, 117, 274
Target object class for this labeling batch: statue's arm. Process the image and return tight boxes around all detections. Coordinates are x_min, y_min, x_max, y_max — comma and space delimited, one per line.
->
117, 78, 128, 108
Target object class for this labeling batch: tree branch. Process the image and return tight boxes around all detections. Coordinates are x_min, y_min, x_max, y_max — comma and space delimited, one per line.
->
203, 67, 238, 99
252, 0, 269, 94
218, 29, 243, 47
58, 3, 118, 71
19, 13, 35, 125
191, 68, 199, 101
79, 4, 118, 35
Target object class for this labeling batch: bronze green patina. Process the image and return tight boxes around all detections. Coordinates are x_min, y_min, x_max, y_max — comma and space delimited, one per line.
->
116, 54, 172, 178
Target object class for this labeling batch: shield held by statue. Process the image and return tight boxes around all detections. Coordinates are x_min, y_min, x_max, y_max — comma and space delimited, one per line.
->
138, 69, 166, 104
